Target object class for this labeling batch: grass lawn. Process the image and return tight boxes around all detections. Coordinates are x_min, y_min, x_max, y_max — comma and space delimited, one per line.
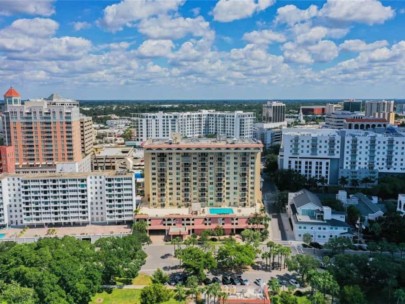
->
90, 289, 184, 304
132, 273, 152, 285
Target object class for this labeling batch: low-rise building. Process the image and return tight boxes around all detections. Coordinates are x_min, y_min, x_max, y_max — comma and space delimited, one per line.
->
253, 122, 286, 149
92, 146, 134, 171
134, 206, 264, 238
287, 189, 350, 244
0, 171, 136, 227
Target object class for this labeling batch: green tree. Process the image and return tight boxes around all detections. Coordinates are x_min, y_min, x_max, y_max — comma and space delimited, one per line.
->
186, 276, 201, 303
177, 246, 216, 280
122, 127, 133, 141
268, 278, 281, 295
184, 234, 198, 247
340, 285, 366, 304
140, 283, 172, 304
0, 281, 35, 304
171, 237, 183, 256
241, 229, 262, 248
174, 284, 187, 302
308, 270, 339, 300
265, 154, 279, 173
302, 233, 313, 246
286, 254, 320, 285
347, 205, 361, 226
324, 237, 352, 254
216, 238, 256, 271
394, 289, 405, 304
151, 268, 169, 284
339, 176, 348, 187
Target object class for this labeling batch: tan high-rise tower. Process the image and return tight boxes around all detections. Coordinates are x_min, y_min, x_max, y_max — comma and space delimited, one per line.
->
2, 88, 83, 170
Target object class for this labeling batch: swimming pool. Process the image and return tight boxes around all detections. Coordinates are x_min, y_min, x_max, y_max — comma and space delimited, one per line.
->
209, 208, 234, 215
0, 233, 6, 239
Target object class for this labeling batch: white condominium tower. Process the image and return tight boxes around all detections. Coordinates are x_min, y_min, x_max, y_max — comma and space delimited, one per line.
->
0, 171, 136, 227
365, 100, 395, 124
279, 127, 405, 185
262, 101, 286, 123
132, 110, 254, 145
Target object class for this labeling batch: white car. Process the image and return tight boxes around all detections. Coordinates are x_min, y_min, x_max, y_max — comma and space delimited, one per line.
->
289, 279, 300, 288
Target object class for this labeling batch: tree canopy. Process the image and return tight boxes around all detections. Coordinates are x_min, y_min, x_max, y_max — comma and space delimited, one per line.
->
216, 238, 256, 271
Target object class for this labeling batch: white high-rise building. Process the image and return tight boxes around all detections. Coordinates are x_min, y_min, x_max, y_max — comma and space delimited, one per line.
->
0, 171, 136, 227
279, 127, 405, 185
262, 101, 286, 123
365, 100, 395, 124
132, 110, 254, 145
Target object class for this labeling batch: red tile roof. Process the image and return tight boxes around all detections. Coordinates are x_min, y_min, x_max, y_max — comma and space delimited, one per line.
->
4, 87, 20, 97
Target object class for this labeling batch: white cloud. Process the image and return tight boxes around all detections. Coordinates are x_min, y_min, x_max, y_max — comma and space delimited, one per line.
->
138, 15, 211, 40
0, 0, 55, 16
295, 26, 328, 44
99, 0, 184, 31
73, 21, 91, 31
243, 29, 286, 45
308, 40, 339, 62
213, 0, 275, 22
275, 4, 318, 26
137, 39, 174, 57
339, 39, 389, 52
320, 0, 395, 25
282, 42, 313, 64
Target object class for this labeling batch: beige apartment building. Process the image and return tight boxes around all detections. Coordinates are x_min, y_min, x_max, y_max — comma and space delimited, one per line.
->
80, 116, 94, 157
2, 88, 93, 171
143, 135, 263, 208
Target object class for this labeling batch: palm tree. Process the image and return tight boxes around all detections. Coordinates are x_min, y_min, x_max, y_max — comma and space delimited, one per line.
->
339, 176, 348, 187
171, 237, 182, 255
394, 288, 405, 304
206, 283, 221, 304
268, 278, 280, 295
174, 284, 187, 302
184, 234, 198, 247
218, 291, 228, 304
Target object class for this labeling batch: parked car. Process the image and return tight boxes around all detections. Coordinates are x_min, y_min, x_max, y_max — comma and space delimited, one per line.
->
289, 279, 300, 288
222, 276, 231, 285
230, 277, 238, 285
212, 277, 220, 284
254, 278, 263, 286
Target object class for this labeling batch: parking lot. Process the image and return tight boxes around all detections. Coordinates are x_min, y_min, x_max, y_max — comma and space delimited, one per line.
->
140, 244, 301, 290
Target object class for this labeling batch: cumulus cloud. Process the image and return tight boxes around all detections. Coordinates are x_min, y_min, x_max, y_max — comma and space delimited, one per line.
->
295, 26, 328, 44
137, 39, 174, 57
213, 0, 275, 22
320, 0, 395, 25
73, 21, 91, 31
138, 15, 212, 40
308, 40, 339, 62
275, 4, 318, 26
282, 42, 313, 64
0, 0, 55, 16
243, 29, 286, 45
0, 18, 91, 60
339, 39, 388, 52
99, 0, 184, 31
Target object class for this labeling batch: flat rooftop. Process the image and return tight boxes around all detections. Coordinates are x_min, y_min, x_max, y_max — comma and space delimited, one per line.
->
96, 147, 133, 157
282, 128, 339, 136
0, 170, 132, 179
143, 138, 263, 149
137, 206, 259, 217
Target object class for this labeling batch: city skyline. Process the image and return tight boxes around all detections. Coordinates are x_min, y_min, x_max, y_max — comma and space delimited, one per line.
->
0, 0, 404, 100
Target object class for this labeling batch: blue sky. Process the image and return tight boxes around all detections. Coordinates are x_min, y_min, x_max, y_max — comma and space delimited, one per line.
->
0, 0, 404, 99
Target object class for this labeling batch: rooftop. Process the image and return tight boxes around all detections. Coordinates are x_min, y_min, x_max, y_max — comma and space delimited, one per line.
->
345, 118, 388, 123
290, 189, 322, 208
282, 128, 339, 136
0, 170, 132, 179
4, 87, 20, 97
143, 137, 263, 149
136, 206, 258, 217
96, 147, 134, 157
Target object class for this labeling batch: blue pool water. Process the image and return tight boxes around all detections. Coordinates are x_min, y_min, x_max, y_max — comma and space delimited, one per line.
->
0, 233, 6, 239
209, 208, 234, 215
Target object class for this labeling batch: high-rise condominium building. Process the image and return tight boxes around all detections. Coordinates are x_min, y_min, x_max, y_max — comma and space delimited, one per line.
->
365, 100, 395, 124
0, 171, 136, 227
80, 116, 94, 157
279, 128, 405, 185
2, 88, 93, 170
262, 101, 286, 123
143, 135, 263, 208
343, 100, 362, 112
132, 110, 254, 145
